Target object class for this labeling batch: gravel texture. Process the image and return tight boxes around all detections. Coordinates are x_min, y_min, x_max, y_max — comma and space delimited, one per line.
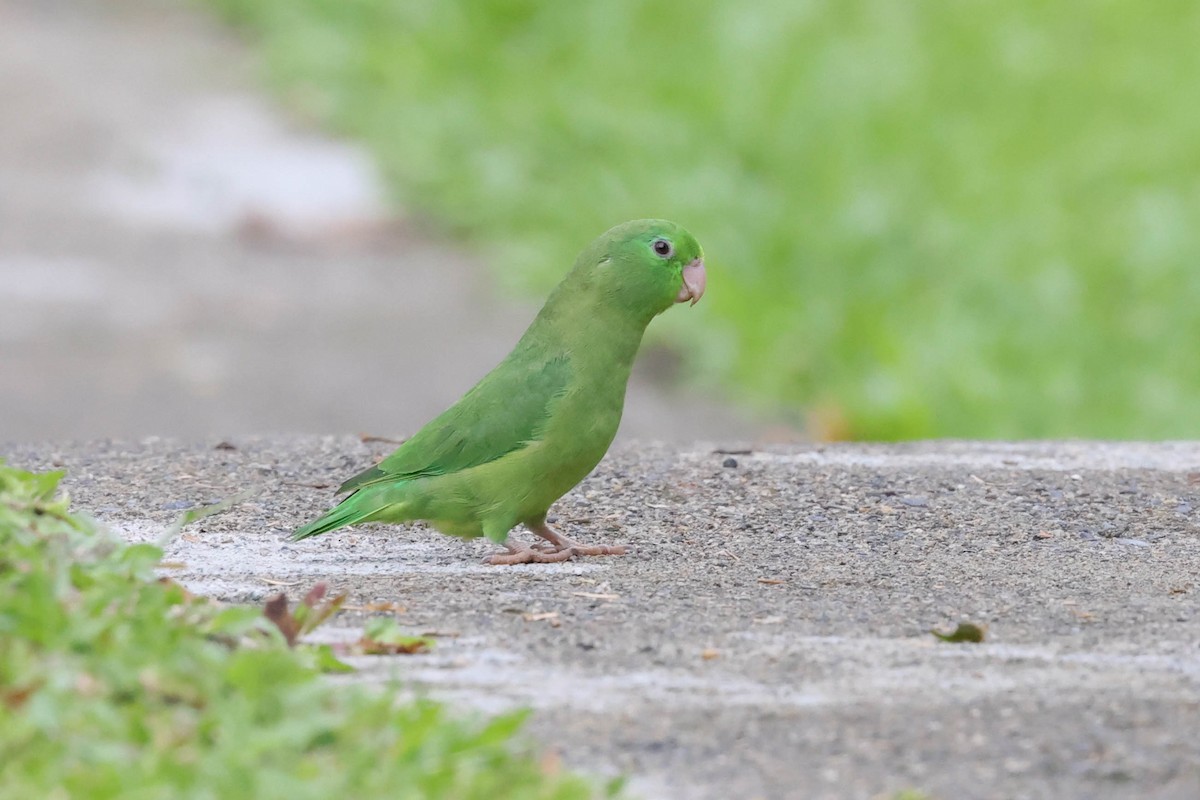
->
7, 437, 1200, 800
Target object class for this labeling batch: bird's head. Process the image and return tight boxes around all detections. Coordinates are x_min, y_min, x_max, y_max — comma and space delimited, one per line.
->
575, 219, 706, 322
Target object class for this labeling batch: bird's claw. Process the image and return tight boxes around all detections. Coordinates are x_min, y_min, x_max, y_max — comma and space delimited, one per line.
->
484, 543, 577, 565
526, 522, 628, 559
561, 543, 627, 556
484, 541, 629, 565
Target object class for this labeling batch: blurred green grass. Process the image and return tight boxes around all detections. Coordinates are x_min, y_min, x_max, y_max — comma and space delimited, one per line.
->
206, 0, 1200, 439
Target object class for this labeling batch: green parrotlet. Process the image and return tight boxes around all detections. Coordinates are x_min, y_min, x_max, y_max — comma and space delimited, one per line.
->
292, 219, 706, 565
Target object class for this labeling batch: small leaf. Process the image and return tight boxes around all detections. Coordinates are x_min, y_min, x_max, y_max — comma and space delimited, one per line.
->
358, 617, 433, 655
263, 593, 300, 646
156, 577, 195, 603
302, 582, 327, 608
360, 635, 433, 655
262, 584, 346, 646
604, 776, 629, 798
28, 470, 66, 501
119, 543, 166, 575
473, 710, 530, 747
931, 622, 986, 643
308, 644, 355, 673
204, 606, 268, 638
296, 583, 346, 637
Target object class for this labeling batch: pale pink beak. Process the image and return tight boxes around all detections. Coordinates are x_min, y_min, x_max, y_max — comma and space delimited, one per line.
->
676, 258, 706, 305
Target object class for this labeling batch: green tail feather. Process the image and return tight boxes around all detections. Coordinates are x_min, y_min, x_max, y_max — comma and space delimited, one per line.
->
291, 493, 376, 541
291, 483, 414, 541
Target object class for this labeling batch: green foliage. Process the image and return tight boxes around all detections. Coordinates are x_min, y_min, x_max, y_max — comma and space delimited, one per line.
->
203, 0, 1200, 438
360, 617, 436, 655
930, 622, 986, 644
0, 462, 617, 800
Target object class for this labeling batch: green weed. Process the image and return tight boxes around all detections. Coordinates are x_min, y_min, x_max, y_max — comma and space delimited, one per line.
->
0, 462, 619, 799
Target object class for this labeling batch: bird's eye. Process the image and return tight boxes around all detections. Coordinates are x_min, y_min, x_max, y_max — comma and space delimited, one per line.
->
652, 239, 673, 258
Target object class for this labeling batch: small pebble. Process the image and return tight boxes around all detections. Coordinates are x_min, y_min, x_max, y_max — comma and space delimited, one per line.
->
722, 457, 738, 469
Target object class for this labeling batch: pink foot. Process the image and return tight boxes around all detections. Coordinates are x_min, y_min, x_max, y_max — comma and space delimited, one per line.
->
484, 542, 576, 566
530, 522, 628, 558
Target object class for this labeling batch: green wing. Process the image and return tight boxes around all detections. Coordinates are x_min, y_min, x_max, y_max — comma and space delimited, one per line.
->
338, 351, 571, 493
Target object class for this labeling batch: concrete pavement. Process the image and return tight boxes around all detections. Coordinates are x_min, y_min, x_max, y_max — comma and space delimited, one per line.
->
8, 437, 1200, 799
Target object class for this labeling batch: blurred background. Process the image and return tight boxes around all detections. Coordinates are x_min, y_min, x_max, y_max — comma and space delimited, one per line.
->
3, 0, 1198, 442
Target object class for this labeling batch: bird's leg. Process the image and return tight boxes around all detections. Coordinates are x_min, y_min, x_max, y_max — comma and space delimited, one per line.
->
529, 521, 628, 557
484, 539, 575, 566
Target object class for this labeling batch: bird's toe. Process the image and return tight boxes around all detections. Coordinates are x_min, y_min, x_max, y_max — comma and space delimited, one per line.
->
485, 543, 576, 565
569, 543, 628, 557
